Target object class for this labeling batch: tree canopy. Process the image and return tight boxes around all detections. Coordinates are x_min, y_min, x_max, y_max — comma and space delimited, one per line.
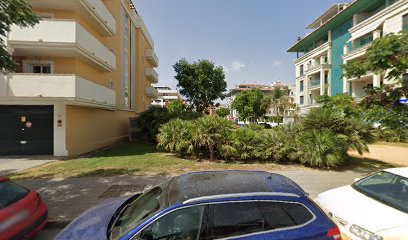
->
0, 0, 40, 73
231, 89, 270, 122
216, 107, 230, 118
173, 59, 227, 112
343, 31, 408, 81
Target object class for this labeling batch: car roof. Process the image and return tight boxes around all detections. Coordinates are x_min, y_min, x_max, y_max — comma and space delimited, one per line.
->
163, 171, 306, 206
385, 167, 408, 178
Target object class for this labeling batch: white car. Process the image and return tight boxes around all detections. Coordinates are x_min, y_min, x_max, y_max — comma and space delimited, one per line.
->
315, 168, 408, 240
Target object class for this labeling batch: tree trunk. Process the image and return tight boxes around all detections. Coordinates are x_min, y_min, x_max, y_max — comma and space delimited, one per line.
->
209, 144, 215, 161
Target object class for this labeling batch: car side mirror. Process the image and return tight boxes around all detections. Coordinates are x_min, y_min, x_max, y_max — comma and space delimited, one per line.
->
354, 178, 360, 183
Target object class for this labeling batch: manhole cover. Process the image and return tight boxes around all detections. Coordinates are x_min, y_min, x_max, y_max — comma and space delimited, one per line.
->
99, 185, 144, 199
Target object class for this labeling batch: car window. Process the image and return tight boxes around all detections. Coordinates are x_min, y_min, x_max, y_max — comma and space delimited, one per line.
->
209, 202, 265, 239
110, 187, 166, 240
257, 201, 314, 230
138, 206, 205, 240
208, 201, 314, 239
0, 181, 29, 209
353, 171, 408, 213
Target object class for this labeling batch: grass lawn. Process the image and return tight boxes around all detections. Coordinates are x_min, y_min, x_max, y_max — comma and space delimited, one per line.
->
9, 142, 397, 179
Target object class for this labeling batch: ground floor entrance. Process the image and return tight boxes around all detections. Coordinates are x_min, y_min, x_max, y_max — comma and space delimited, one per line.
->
0, 105, 53, 155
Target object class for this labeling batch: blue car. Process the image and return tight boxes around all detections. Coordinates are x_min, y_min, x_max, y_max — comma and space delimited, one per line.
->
56, 171, 342, 240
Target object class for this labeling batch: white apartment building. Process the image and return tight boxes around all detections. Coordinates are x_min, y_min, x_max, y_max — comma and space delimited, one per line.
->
151, 86, 183, 107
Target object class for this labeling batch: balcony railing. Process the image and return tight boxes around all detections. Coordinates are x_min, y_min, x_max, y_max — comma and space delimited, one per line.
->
146, 86, 159, 98
9, 20, 116, 71
27, 0, 116, 36
0, 74, 116, 108
146, 68, 159, 83
146, 49, 159, 67
308, 79, 321, 89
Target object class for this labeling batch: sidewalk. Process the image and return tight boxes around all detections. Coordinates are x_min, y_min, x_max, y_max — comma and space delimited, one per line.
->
0, 156, 56, 176
16, 175, 168, 224
16, 170, 364, 224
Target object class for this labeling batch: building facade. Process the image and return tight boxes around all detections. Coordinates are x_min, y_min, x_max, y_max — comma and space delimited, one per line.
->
289, 0, 408, 112
0, 0, 159, 156
151, 86, 183, 107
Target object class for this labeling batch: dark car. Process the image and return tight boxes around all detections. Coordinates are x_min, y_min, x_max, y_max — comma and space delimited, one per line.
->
56, 171, 341, 240
0, 177, 48, 240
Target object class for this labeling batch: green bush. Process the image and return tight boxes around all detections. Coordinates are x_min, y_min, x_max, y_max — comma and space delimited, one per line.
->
297, 129, 348, 167
156, 108, 375, 168
136, 106, 202, 141
157, 119, 194, 155
377, 128, 408, 143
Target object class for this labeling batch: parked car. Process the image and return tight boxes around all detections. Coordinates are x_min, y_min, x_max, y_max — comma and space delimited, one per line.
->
0, 177, 48, 240
56, 171, 341, 240
315, 167, 408, 240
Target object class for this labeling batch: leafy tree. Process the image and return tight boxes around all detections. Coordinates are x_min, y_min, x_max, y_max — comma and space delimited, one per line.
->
231, 89, 270, 122
343, 32, 408, 81
167, 100, 185, 113
173, 59, 227, 112
317, 93, 361, 118
0, 0, 40, 73
269, 88, 295, 125
343, 32, 408, 141
216, 107, 230, 118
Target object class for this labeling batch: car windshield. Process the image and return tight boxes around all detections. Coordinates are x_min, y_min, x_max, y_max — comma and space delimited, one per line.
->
0, 181, 29, 209
109, 187, 166, 240
352, 171, 408, 213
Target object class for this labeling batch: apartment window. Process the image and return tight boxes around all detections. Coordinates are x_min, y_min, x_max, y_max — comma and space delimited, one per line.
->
299, 65, 304, 76
300, 96, 304, 105
403, 14, 408, 31
324, 72, 329, 84
300, 80, 304, 92
23, 61, 53, 74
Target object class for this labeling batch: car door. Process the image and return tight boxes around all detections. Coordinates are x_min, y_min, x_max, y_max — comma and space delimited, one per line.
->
134, 205, 208, 240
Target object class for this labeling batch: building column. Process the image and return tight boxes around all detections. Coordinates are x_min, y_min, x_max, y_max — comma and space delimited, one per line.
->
374, 30, 382, 39
320, 69, 326, 95
304, 76, 310, 105
373, 74, 381, 88
54, 104, 68, 156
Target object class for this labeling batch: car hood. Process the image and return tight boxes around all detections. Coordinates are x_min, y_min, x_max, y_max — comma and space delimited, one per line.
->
316, 186, 408, 233
55, 196, 131, 240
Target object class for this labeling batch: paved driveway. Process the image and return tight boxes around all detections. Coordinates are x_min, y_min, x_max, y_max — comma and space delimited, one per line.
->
0, 156, 56, 176
19, 170, 369, 240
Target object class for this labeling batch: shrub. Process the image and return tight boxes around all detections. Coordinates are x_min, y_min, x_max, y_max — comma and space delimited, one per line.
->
136, 106, 171, 141
136, 106, 202, 141
191, 116, 235, 160
220, 127, 262, 161
297, 129, 348, 167
157, 119, 194, 155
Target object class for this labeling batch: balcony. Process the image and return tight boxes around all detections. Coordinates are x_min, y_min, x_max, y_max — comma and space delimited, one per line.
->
28, 0, 116, 36
146, 86, 159, 98
9, 20, 116, 72
146, 68, 159, 83
294, 41, 331, 64
305, 63, 331, 74
146, 49, 159, 67
308, 79, 321, 89
0, 74, 116, 109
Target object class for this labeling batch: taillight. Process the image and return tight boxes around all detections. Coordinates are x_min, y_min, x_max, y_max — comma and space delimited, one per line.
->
327, 226, 342, 240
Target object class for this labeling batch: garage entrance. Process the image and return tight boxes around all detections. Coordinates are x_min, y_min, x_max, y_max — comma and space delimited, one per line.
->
0, 106, 53, 155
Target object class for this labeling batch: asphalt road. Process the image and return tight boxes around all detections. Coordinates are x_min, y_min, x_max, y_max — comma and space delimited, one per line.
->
30, 170, 367, 240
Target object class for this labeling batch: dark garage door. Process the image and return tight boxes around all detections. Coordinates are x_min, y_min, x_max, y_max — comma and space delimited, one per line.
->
0, 106, 53, 155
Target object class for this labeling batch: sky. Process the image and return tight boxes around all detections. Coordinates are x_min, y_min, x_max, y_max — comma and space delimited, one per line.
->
133, 0, 347, 90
